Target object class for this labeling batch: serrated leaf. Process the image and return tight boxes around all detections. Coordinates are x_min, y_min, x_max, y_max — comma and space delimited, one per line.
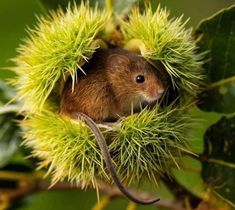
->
196, 5, 235, 113
39, 0, 137, 16
201, 116, 235, 206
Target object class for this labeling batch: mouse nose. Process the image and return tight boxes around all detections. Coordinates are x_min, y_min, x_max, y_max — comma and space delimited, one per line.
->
154, 88, 164, 99
148, 85, 164, 99
157, 88, 164, 95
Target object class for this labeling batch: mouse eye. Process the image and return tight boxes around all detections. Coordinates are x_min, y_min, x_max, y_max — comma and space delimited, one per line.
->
135, 75, 145, 83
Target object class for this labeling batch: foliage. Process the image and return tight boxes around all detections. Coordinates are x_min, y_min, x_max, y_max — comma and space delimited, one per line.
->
196, 5, 235, 113
0, 80, 15, 105
195, 5, 235, 209
0, 81, 22, 167
202, 116, 235, 205
0, 113, 21, 168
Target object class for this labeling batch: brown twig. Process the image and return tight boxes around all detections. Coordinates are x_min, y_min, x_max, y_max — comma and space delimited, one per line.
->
0, 176, 185, 210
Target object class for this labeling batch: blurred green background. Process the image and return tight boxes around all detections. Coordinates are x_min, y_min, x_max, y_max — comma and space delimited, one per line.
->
0, 1, 234, 210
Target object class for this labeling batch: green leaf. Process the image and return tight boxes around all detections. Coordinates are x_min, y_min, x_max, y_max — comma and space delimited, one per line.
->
0, 113, 22, 167
39, 0, 138, 16
0, 79, 21, 114
201, 116, 235, 206
0, 80, 22, 167
0, 80, 15, 105
196, 5, 235, 113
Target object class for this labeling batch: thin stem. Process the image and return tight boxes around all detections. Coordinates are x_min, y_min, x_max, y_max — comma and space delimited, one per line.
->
105, 0, 112, 13
182, 151, 200, 160
181, 167, 201, 175
0, 105, 21, 115
0, 172, 186, 210
126, 202, 137, 210
0, 171, 44, 181
205, 158, 235, 169
206, 75, 235, 90
92, 196, 111, 210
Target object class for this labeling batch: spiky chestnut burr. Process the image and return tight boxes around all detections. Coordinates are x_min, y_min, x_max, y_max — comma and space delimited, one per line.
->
12, 3, 203, 198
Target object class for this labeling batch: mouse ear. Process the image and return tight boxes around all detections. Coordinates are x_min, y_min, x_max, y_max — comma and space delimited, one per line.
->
107, 54, 130, 69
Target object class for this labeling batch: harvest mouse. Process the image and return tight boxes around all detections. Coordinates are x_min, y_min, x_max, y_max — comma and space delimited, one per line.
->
60, 48, 166, 122
60, 48, 166, 204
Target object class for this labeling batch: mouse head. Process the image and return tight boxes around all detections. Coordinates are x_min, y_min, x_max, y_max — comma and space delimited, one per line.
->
106, 52, 165, 104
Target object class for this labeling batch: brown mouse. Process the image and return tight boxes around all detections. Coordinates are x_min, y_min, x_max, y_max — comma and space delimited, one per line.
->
60, 48, 166, 205
60, 48, 165, 122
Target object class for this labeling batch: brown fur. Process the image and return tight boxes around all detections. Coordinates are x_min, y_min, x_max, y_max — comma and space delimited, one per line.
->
60, 48, 165, 122
60, 49, 164, 204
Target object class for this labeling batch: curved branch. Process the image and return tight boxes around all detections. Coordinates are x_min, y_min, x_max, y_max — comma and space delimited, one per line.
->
0, 177, 185, 210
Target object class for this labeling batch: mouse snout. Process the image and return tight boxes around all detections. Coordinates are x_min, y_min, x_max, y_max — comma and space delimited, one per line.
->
147, 85, 165, 101
157, 88, 164, 95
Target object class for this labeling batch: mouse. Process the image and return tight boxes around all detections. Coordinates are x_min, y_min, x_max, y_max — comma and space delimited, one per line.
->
60, 48, 166, 122
60, 48, 166, 204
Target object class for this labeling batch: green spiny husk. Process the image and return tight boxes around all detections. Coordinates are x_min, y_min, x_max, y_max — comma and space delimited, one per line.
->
11, 4, 204, 188
109, 106, 191, 186
12, 4, 111, 113
121, 6, 204, 101
23, 106, 191, 187
23, 110, 106, 187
